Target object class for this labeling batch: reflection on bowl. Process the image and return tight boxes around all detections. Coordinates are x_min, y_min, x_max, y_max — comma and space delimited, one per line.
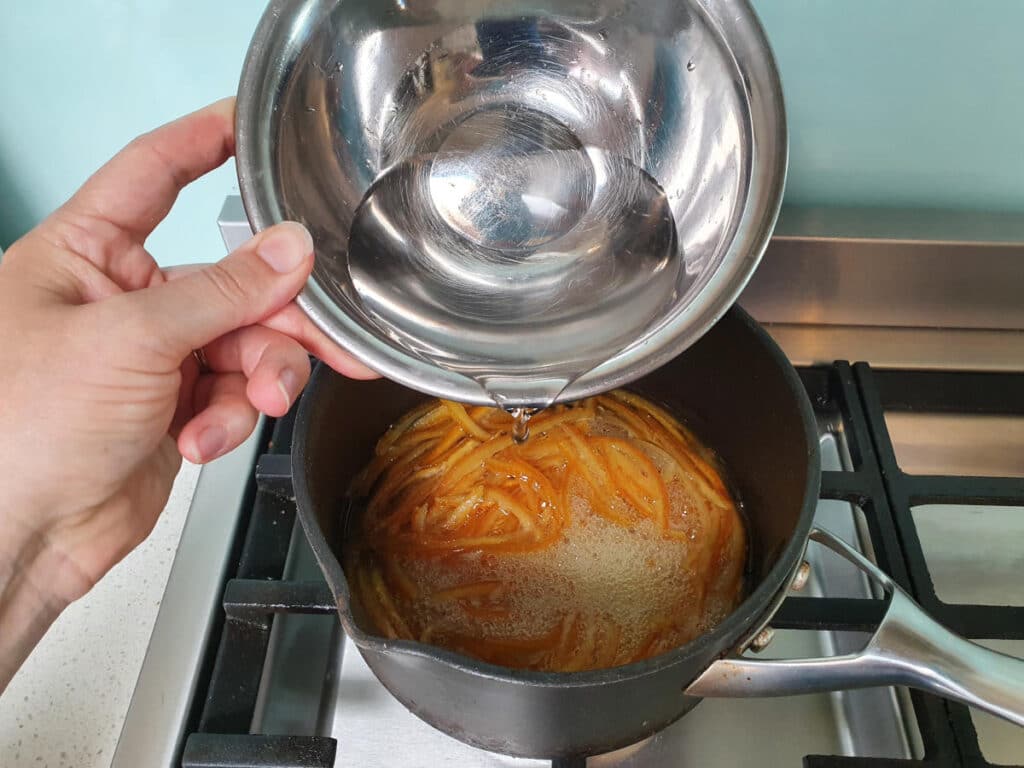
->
237, 0, 786, 405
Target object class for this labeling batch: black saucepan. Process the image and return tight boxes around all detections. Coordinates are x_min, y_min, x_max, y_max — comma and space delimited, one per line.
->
292, 307, 1024, 758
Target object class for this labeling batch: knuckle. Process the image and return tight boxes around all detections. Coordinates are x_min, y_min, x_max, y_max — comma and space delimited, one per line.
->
41, 211, 121, 261
201, 263, 251, 310
240, 329, 276, 374
242, 328, 303, 375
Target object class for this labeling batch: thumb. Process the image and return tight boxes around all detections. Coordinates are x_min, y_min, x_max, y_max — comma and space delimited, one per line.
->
129, 221, 315, 361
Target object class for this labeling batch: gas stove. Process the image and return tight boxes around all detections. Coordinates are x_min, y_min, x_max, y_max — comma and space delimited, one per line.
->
112, 203, 1024, 767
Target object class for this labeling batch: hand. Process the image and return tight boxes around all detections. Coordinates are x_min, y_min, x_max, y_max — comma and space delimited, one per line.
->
0, 99, 376, 688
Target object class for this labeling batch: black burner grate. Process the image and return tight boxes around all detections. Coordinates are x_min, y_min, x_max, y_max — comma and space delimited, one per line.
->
854, 365, 1024, 768
180, 409, 339, 768
178, 362, 1023, 768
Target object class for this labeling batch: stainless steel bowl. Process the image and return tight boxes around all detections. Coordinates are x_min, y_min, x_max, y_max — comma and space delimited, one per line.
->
237, 0, 787, 406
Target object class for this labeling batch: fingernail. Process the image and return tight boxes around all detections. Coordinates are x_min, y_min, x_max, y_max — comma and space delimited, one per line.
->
257, 222, 313, 274
278, 367, 300, 411
196, 425, 228, 462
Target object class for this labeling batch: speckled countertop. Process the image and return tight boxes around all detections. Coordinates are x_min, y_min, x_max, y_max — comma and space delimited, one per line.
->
0, 463, 202, 768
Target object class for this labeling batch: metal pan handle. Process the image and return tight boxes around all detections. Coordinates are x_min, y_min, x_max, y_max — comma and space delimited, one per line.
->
686, 528, 1024, 728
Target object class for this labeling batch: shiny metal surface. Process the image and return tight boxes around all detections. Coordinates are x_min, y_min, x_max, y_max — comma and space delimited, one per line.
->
886, 411, 1024, 480
236, 0, 787, 406
789, 560, 811, 591
251, 514, 337, 736
741, 206, 1024, 331
219, 196, 255, 252
737, 204, 1024, 369
687, 528, 1024, 729
760, 324, 1024, 372
111, 424, 266, 768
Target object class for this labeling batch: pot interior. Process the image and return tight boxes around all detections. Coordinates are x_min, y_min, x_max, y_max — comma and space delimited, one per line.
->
295, 309, 818, 663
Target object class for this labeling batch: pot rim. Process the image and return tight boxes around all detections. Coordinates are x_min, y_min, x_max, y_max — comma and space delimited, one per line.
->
292, 306, 821, 687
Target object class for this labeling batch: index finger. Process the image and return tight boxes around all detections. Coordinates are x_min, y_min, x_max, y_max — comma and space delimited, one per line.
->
64, 98, 236, 242
162, 264, 381, 381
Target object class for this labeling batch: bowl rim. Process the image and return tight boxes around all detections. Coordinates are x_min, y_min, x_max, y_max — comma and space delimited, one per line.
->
236, 0, 788, 407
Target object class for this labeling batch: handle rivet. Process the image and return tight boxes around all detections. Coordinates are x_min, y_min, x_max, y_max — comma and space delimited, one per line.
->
791, 560, 811, 592
750, 627, 775, 653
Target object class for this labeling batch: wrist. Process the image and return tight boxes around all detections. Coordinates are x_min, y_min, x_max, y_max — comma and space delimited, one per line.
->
0, 512, 71, 693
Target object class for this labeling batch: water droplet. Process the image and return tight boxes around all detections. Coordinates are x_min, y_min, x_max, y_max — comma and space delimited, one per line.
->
597, 28, 609, 40
687, 60, 696, 72
305, 106, 317, 113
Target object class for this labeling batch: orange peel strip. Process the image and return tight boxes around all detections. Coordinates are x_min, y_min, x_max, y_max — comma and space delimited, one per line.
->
443, 400, 492, 442
431, 581, 505, 602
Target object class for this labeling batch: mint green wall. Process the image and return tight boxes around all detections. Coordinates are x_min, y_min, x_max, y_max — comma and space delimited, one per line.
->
1, 2, 1022, 264
0, 2, 263, 264
756, 0, 1024, 212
